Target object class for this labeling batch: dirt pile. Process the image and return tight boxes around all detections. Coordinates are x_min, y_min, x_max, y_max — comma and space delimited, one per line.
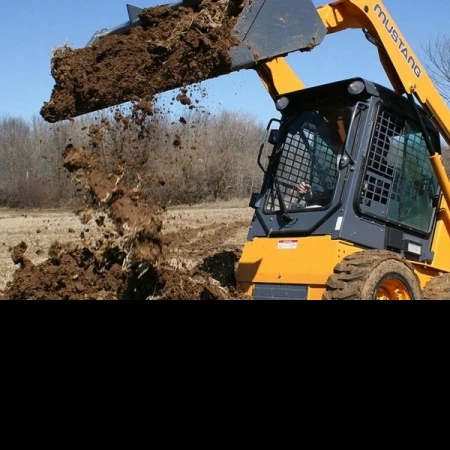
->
3, 241, 246, 300
41, 0, 246, 123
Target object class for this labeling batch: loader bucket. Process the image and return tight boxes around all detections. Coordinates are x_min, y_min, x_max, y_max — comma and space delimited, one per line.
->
86, 0, 326, 69
229, 0, 326, 70
41, 0, 327, 122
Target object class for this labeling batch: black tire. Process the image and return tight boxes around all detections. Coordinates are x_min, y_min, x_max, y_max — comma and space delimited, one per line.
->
422, 273, 450, 300
322, 250, 422, 300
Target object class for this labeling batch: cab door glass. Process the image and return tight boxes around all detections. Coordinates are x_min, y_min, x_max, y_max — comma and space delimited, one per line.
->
266, 104, 352, 212
360, 108, 439, 233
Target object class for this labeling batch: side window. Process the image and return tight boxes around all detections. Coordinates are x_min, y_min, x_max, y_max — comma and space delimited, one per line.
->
266, 110, 341, 212
360, 108, 439, 233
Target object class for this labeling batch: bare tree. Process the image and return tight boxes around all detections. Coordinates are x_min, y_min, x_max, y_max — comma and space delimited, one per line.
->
0, 116, 32, 206
424, 35, 450, 103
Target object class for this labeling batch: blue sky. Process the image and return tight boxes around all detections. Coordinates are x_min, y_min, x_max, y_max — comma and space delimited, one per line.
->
1, 0, 449, 124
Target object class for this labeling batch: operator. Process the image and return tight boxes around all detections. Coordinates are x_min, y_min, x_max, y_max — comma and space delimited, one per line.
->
294, 106, 351, 206
294, 125, 340, 206
297, 181, 334, 206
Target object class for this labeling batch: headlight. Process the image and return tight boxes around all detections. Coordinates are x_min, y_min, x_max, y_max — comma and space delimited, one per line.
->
348, 80, 366, 95
276, 96, 290, 111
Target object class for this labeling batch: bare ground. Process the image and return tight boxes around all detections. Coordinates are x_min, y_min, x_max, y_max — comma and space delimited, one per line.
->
0, 201, 252, 299
0, 209, 85, 291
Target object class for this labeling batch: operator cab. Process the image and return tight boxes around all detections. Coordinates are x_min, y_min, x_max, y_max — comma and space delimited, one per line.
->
249, 78, 441, 262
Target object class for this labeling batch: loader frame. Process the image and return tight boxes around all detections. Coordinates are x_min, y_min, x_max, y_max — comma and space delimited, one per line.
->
236, 0, 450, 299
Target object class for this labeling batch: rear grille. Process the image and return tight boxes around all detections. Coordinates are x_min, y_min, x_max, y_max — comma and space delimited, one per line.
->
253, 283, 308, 300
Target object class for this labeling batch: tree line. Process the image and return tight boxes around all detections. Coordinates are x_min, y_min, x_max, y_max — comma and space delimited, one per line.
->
0, 108, 266, 208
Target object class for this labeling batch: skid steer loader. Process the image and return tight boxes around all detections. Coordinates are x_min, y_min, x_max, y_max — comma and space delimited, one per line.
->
54, 0, 450, 299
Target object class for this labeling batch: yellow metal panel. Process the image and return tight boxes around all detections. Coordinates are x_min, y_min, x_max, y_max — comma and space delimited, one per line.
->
256, 57, 306, 98
428, 195, 450, 274
307, 287, 328, 301
236, 236, 362, 299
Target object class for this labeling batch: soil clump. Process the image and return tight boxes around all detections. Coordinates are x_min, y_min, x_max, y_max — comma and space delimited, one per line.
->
41, 0, 245, 122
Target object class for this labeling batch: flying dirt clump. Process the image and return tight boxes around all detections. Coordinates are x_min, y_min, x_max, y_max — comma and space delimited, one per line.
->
41, 0, 246, 122
1, 144, 167, 300
62, 144, 165, 265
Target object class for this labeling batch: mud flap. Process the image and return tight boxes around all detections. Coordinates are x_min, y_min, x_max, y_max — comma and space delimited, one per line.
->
230, 0, 327, 70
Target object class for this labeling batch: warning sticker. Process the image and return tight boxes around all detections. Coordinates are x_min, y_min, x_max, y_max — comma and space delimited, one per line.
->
278, 240, 298, 250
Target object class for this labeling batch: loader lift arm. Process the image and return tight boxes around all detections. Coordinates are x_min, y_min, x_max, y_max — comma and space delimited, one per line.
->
255, 0, 450, 208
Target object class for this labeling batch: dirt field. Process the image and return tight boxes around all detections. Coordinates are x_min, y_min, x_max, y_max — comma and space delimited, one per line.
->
0, 201, 252, 299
